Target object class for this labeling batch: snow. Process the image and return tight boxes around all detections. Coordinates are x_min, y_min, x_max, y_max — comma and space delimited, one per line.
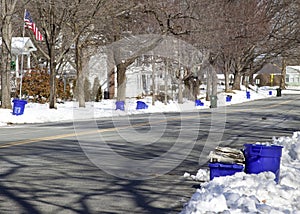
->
1, 86, 300, 213
0, 86, 285, 126
181, 132, 300, 214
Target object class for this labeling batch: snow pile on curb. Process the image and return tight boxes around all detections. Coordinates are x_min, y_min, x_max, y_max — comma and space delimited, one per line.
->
181, 132, 300, 214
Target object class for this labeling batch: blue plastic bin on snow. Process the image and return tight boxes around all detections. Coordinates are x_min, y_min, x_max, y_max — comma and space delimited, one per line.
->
12, 99, 27, 116
116, 101, 125, 111
195, 100, 204, 106
209, 162, 244, 180
243, 144, 283, 183
226, 95, 232, 102
246, 91, 251, 99
136, 101, 148, 110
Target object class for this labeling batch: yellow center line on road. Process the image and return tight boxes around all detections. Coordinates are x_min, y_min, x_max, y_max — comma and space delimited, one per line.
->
267, 99, 295, 109
0, 128, 115, 149
0, 115, 198, 149
0, 98, 295, 149
228, 98, 295, 113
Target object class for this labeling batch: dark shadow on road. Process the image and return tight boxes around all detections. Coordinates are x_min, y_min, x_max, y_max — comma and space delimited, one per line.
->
0, 138, 197, 214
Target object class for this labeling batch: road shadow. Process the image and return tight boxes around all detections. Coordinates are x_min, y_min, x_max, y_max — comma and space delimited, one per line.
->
0, 138, 197, 214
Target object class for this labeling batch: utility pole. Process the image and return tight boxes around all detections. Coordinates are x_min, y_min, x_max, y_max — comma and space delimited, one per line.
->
178, 67, 183, 104
152, 56, 156, 106
164, 60, 168, 105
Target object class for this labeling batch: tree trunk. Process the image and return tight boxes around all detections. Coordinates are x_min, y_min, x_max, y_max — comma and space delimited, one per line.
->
224, 60, 230, 92
224, 71, 230, 92
206, 66, 211, 101
1, 1, 13, 109
241, 74, 246, 86
193, 79, 200, 100
76, 75, 85, 107
211, 66, 218, 96
76, 44, 85, 108
109, 67, 115, 99
183, 79, 193, 101
114, 56, 136, 103
49, 2, 56, 109
232, 70, 241, 90
49, 57, 57, 109
281, 58, 286, 89
116, 63, 127, 101
249, 73, 254, 85
1, 50, 12, 109
1, 35, 12, 109
49, 32, 57, 108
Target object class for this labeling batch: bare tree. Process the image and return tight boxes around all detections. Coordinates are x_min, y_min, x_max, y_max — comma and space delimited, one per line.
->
4, 0, 297, 111
25, 0, 72, 109
1, 0, 18, 109
107, 34, 164, 102
143, 0, 198, 102
190, 0, 299, 91
25, 0, 105, 108
226, 0, 299, 89
67, 0, 104, 107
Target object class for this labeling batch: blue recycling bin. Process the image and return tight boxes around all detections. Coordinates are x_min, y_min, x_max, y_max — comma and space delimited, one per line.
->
226, 95, 232, 102
246, 91, 250, 99
209, 162, 244, 180
12, 99, 27, 116
244, 144, 283, 183
136, 101, 148, 110
116, 101, 125, 111
195, 100, 204, 106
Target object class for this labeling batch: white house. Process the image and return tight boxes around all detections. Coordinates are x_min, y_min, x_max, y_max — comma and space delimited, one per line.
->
125, 63, 152, 98
0, 37, 37, 76
87, 53, 175, 99
286, 66, 300, 86
0, 37, 37, 91
88, 51, 110, 92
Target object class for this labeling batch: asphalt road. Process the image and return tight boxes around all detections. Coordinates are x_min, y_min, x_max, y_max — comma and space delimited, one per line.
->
0, 94, 299, 214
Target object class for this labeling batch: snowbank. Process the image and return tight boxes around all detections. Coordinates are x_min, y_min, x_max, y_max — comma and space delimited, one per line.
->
0, 87, 279, 126
181, 132, 300, 214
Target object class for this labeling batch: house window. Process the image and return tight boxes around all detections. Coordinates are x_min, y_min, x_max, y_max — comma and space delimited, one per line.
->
286, 75, 289, 83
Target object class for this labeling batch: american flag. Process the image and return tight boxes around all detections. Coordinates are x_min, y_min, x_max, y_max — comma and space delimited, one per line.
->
24, 10, 43, 41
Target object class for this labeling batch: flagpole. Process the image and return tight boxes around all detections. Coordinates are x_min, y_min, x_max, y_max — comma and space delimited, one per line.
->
19, 9, 26, 99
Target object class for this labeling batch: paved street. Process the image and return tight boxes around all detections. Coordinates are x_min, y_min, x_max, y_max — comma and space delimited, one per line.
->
0, 94, 299, 214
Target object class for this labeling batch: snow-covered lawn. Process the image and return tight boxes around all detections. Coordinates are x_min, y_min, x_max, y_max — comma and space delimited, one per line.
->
0, 86, 299, 213
0, 86, 284, 126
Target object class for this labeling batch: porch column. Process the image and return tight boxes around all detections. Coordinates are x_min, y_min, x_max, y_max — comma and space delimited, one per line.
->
27, 54, 31, 69
15, 55, 19, 78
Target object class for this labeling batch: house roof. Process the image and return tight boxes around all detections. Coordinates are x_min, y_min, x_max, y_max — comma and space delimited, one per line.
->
0, 37, 37, 55
287, 66, 300, 71
257, 63, 281, 74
